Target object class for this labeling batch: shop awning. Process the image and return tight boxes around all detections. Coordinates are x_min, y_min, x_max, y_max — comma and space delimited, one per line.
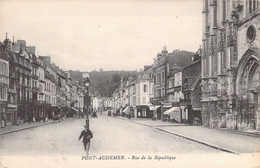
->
71, 107, 79, 112
123, 106, 130, 114
149, 105, 161, 111
163, 107, 180, 115
162, 103, 172, 108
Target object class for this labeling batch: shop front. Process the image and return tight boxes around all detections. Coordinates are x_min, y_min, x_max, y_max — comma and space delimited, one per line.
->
0, 102, 7, 127
149, 105, 161, 120
6, 103, 17, 125
163, 106, 181, 123
136, 105, 151, 118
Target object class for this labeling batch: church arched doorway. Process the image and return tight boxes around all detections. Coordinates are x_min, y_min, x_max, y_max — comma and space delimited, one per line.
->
236, 48, 260, 130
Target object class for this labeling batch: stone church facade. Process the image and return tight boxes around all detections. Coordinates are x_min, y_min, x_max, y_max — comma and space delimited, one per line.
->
201, 0, 260, 130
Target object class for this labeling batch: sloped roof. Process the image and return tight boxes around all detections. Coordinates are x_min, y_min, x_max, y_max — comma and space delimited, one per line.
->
0, 43, 12, 61
183, 76, 201, 92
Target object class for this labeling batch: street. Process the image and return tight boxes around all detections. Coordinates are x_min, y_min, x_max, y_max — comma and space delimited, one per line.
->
2, 115, 260, 168
0, 115, 220, 157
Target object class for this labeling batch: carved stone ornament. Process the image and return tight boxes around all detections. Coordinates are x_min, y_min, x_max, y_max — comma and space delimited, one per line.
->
227, 22, 234, 47
209, 35, 215, 55
218, 29, 225, 52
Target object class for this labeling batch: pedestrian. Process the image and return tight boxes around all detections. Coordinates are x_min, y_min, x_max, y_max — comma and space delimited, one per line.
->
78, 125, 93, 155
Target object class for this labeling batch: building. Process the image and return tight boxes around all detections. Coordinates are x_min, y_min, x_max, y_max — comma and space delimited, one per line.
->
30, 49, 41, 120
135, 66, 154, 118
128, 77, 137, 118
56, 68, 67, 115
151, 47, 194, 119
0, 40, 10, 126
37, 58, 46, 117
102, 97, 112, 110
180, 53, 202, 124
39, 56, 57, 118
201, 0, 260, 130
12, 40, 33, 123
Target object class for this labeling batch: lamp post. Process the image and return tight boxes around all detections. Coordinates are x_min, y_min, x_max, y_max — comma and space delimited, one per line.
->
83, 77, 90, 128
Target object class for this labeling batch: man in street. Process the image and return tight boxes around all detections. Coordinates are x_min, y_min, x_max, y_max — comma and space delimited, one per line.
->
78, 125, 93, 155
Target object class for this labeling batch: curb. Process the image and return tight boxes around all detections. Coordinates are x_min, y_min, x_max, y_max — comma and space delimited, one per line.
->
156, 127, 240, 155
115, 117, 186, 127
0, 123, 51, 135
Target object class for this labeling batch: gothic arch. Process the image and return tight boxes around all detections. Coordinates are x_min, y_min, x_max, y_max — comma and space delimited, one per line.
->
236, 47, 260, 96
235, 47, 260, 129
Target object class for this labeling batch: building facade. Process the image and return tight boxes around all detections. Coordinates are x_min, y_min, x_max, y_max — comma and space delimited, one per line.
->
0, 42, 10, 126
201, 0, 260, 130
135, 66, 154, 118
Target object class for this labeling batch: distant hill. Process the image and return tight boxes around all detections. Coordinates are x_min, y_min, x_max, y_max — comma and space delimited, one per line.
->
69, 70, 138, 97
69, 50, 195, 97
167, 50, 194, 68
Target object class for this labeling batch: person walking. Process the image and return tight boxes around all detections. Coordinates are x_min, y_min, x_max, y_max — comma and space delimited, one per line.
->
78, 125, 93, 155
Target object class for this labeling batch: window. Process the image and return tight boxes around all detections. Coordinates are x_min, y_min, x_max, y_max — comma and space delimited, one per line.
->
162, 88, 165, 96
158, 74, 161, 83
0, 62, 8, 76
22, 74, 25, 85
158, 89, 161, 98
247, 25, 256, 43
21, 88, 26, 101
249, 0, 259, 14
154, 75, 156, 83
162, 72, 165, 82
0, 85, 7, 100
222, 0, 226, 21
143, 84, 147, 93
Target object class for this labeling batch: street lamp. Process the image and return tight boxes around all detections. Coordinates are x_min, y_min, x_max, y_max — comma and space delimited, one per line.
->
83, 77, 90, 128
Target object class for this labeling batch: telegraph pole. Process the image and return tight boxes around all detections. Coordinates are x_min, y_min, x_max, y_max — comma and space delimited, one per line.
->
82, 73, 90, 128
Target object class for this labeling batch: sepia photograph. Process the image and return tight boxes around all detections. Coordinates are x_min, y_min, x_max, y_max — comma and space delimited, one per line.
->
0, 0, 260, 167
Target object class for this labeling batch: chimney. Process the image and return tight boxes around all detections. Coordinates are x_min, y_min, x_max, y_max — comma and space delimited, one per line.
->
161, 45, 168, 54
3, 33, 12, 51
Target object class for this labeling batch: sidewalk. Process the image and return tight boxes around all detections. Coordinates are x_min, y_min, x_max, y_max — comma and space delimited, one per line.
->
0, 118, 75, 135
0, 121, 52, 135
158, 126, 260, 154
117, 117, 187, 127
115, 117, 260, 154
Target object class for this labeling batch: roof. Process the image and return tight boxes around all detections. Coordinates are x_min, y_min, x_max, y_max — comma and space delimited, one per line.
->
0, 42, 11, 61
183, 59, 201, 70
183, 76, 201, 92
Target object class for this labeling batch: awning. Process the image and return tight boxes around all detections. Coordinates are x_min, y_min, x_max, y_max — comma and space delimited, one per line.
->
164, 107, 181, 120
149, 105, 160, 111
71, 107, 79, 112
163, 107, 180, 115
162, 103, 172, 108
123, 106, 130, 114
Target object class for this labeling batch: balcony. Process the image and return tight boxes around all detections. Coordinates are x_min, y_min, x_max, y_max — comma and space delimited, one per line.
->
167, 88, 174, 94
31, 73, 39, 80
150, 96, 166, 104
32, 86, 40, 93
0, 75, 9, 84
8, 88, 16, 94
38, 100, 46, 105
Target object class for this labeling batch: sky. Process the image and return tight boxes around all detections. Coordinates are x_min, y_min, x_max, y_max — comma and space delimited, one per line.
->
0, 0, 202, 72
